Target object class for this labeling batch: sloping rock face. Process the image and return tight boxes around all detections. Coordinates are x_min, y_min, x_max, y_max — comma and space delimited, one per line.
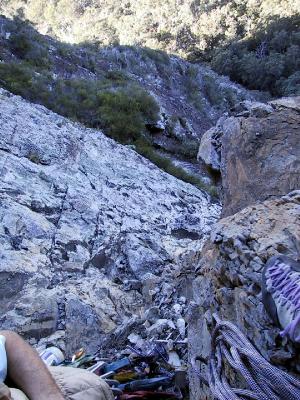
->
189, 98, 300, 399
0, 89, 220, 355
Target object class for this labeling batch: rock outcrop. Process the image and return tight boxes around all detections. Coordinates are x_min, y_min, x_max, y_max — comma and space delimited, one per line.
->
221, 98, 300, 216
189, 97, 300, 399
198, 97, 300, 216
0, 89, 220, 356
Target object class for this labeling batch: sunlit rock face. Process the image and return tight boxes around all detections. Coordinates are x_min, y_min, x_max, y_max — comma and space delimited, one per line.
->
0, 88, 220, 355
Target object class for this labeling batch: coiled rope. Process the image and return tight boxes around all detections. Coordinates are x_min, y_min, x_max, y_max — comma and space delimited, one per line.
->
192, 314, 300, 400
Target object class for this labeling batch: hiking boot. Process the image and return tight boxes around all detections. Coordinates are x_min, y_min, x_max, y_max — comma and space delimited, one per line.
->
262, 255, 300, 343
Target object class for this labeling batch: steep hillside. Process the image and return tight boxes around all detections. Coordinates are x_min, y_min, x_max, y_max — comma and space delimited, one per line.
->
0, 0, 299, 96
1, 0, 296, 56
0, 16, 258, 196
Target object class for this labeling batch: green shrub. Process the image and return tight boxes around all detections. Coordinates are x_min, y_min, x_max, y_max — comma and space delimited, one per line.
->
96, 90, 144, 141
222, 87, 239, 108
202, 75, 223, 106
141, 47, 170, 65
155, 31, 173, 44
57, 45, 72, 58
105, 70, 128, 82
183, 68, 208, 110
178, 138, 199, 160
9, 31, 51, 69
9, 32, 32, 58
96, 87, 159, 142
186, 65, 198, 78
0, 60, 159, 143
27, 151, 42, 164
279, 71, 300, 95
184, 75, 199, 102
0, 62, 47, 100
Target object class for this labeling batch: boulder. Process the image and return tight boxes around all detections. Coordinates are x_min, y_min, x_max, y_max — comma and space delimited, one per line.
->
239, 100, 274, 117
0, 288, 59, 339
64, 296, 102, 356
270, 96, 300, 112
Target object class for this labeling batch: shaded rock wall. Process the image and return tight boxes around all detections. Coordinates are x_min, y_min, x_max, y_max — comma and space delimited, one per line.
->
189, 191, 300, 399
198, 97, 300, 216
221, 97, 300, 216
189, 97, 300, 399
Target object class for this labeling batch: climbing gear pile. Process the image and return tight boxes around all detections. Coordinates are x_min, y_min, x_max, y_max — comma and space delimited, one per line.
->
39, 340, 188, 399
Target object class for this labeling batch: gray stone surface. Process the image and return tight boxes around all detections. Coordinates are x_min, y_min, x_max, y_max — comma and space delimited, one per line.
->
239, 100, 274, 117
0, 89, 220, 355
270, 96, 300, 112
198, 97, 300, 217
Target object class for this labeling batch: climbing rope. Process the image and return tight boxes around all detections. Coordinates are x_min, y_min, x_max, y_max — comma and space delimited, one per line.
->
192, 314, 300, 400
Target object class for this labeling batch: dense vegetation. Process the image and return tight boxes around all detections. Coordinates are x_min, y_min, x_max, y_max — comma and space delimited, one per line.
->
210, 15, 300, 96
1, 0, 299, 96
0, 62, 158, 143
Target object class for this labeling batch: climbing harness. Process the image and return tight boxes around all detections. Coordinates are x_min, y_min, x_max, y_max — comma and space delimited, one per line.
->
192, 313, 300, 400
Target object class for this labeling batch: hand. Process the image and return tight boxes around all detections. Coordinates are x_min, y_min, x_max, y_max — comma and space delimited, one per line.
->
0, 383, 12, 400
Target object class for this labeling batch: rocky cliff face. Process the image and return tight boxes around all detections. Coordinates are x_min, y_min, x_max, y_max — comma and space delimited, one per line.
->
198, 97, 300, 216
190, 97, 300, 398
0, 88, 220, 356
0, 4, 298, 399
